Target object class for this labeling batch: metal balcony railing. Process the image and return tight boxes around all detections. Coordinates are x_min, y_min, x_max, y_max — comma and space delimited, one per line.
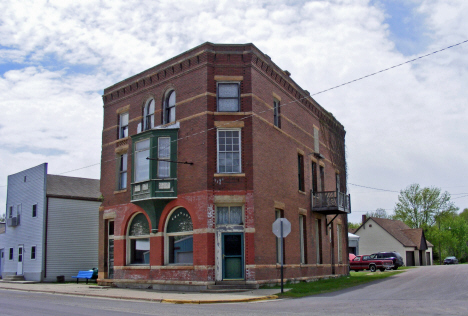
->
311, 190, 351, 214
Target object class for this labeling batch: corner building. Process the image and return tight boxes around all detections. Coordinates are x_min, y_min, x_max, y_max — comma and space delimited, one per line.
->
99, 43, 351, 290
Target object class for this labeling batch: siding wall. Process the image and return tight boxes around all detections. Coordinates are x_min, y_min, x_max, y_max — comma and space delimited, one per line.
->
45, 198, 100, 282
0, 163, 47, 281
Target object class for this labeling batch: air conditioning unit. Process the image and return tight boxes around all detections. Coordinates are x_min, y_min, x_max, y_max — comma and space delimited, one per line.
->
7, 215, 20, 227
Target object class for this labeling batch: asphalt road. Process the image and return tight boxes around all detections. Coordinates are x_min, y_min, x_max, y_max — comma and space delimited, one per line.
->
1, 265, 467, 316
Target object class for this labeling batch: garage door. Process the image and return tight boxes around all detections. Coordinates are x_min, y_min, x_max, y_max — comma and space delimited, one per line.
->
406, 251, 415, 266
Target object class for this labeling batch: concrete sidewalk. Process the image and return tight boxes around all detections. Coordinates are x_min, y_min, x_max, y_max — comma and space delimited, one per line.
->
0, 281, 279, 304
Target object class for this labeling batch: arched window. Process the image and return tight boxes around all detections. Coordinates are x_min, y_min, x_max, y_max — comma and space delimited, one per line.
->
127, 213, 150, 265
165, 208, 193, 265
144, 99, 155, 130
163, 91, 176, 124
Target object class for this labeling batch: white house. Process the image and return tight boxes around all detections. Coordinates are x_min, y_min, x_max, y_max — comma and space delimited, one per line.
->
0, 163, 101, 281
354, 216, 433, 266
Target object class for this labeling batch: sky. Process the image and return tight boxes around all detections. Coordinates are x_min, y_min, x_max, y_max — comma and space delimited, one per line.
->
0, 0, 467, 223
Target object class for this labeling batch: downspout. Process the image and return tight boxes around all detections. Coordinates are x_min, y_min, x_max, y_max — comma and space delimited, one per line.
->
44, 197, 48, 279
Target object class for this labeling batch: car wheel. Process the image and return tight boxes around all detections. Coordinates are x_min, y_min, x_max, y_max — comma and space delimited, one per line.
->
392, 266, 398, 270
379, 268, 385, 272
370, 265, 377, 272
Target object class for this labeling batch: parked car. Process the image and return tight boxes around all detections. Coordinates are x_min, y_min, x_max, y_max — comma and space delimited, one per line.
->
370, 251, 404, 270
443, 256, 458, 265
350, 255, 394, 272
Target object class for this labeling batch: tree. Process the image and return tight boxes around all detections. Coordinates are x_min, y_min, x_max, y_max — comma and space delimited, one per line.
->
459, 208, 468, 223
393, 184, 458, 229
0, 212, 5, 222
366, 208, 391, 219
348, 222, 360, 230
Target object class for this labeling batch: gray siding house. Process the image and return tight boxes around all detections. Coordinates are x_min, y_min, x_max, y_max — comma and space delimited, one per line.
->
0, 163, 101, 281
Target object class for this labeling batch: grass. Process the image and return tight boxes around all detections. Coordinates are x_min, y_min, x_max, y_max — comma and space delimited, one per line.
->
264, 268, 408, 298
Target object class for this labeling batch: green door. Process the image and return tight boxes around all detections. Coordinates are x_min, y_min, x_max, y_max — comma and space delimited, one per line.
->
222, 233, 244, 280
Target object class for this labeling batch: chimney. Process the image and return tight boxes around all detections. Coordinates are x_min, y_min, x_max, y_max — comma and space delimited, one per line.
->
362, 215, 367, 227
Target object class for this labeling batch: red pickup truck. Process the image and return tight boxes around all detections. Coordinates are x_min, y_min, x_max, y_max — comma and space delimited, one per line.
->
350, 255, 394, 272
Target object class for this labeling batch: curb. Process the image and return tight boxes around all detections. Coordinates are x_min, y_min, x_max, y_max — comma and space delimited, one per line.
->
0, 286, 278, 304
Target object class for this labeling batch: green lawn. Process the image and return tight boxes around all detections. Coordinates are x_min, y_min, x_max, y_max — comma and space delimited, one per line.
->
265, 268, 409, 298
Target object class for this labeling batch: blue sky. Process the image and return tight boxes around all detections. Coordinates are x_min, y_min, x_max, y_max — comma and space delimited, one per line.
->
0, 0, 467, 223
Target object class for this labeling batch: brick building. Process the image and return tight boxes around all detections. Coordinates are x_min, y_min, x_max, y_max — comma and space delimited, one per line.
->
98, 42, 351, 290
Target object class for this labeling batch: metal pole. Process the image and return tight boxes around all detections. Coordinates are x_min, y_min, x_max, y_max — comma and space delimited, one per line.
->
281, 220, 284, 294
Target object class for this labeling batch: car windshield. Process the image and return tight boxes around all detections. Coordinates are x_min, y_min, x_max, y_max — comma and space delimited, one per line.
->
445, 257, 455, 259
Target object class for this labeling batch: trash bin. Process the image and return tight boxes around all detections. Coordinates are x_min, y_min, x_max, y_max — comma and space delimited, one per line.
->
56, 275, 65, 283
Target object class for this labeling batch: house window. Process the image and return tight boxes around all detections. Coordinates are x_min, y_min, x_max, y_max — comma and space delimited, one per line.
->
217, 83, 240, 112
316, 219, 322, 264
335, 173, 340, 192
157, 137, 171, 178
216, 206, 242, 225
8, 206, 13, 218
9, 248, 13, 260
31, 246, 36, 260
134, 139, 150, 182
273, 99, 281, 128
337, 224, 342, 263
166, 208, 193, 265
299, 215, 307, 264
144, 99, 155, 131
128, 213, 150, 265
119, 112, 129, 139
163, 91, 176, 124
217, 129, 241, 173
298, 154, 304, 192
275, 209, 285, 264
311, 162, 318, 193
119, 154, 128, 189
32, 204, 37, 218
320, 166, 325, 191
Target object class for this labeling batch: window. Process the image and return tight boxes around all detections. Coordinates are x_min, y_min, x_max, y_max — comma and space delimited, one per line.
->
273, 99, 281, 128
217, 83, 240, 112
337, 224, 342, 263
335, 173, 340, 192
217, 129, 241, 173
319, 166, 325, 191
128, 213, 150, 265
32, 204, 37, 218
275, 209, 285, 264
311, 162, 318, 193
314, 127, 319, 153
163, 91, 176, 124
8, 206, 13, 218
166, 208, 193, 265
144, 99, 155, 131
298, 154, 304, 191
9, 248, 13, 260
134, 139, 150, 182
119, 112, 129, 139
216, 206, 242, 225
157, 137, 170, 178
108, 221, 115, 279
119, 154, 128, 189
316, 219, 322, 264
31, 246, 36, 260
299, 215, 307, 264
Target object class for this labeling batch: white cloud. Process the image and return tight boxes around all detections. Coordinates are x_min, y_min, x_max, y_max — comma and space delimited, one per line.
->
0, 0, 467, 220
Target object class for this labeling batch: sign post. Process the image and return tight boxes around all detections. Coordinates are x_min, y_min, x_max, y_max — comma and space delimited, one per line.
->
272, 218, 291, 293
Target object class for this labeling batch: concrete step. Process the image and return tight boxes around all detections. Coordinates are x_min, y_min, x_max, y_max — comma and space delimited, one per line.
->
204, 283, 259, 292
2, 275, 25, 282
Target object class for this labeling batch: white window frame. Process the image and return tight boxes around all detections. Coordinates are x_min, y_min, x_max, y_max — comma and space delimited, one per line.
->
119, 112, 129, 139
134, 139, 150, 183
32, 204, 37, 218
119, 154, 128, 190
157, 137, 171, 178
31, 246, 36, 260
217, 82, 240, 112
215, 205, 244, 226
9, 247, 13, 260
163, 90, 176, 124
144, 99, 155, 131
126, 213, 151, 266
217, 128, 242, 174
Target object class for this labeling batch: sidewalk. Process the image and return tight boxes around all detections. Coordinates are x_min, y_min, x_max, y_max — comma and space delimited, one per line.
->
0, 281, 279, 304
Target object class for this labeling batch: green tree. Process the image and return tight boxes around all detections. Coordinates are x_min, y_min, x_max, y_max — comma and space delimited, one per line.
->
0, 212, 5, 222
393, 184, 458, 229
348, 222, 360, 230
459, 208, 468, 223
366, 208, 391, 219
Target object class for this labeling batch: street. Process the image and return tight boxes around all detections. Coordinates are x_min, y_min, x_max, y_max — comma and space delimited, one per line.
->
1, 265, 467, 316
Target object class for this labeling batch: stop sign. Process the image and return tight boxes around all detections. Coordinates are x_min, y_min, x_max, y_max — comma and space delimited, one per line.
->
272, 218, 291, 238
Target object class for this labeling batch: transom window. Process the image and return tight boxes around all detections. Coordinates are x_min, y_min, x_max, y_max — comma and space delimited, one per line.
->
134, 139, 150, 182
166, 208, 193, 265
217, 83, 240, 112
217, 129, 241, 173
158, 137, 171, 178
128, 213, 150, 265
144, 99, 155, 131
119, 112, 129, 138
216, 206, 243, 225
164, 91, 176, 124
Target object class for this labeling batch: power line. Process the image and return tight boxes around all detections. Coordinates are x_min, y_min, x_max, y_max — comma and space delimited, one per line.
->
349, 183, 399, 193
